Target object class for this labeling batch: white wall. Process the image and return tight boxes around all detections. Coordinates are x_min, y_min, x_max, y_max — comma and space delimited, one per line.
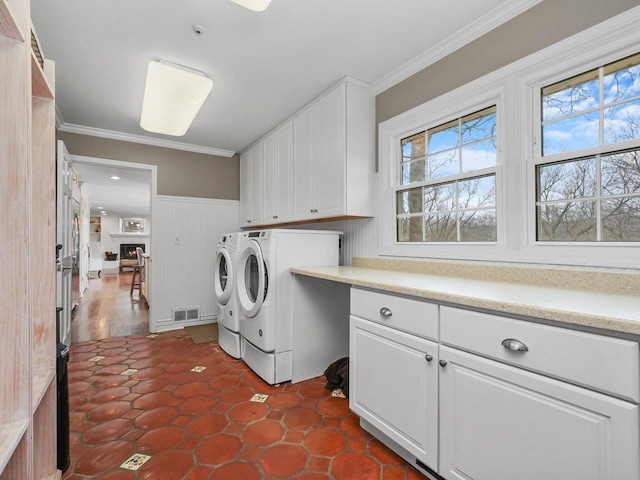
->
151, 196, 240, 332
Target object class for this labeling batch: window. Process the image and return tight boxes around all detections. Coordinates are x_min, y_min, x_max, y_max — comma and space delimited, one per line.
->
536, 53, 640, 242
396, 106, 498, 243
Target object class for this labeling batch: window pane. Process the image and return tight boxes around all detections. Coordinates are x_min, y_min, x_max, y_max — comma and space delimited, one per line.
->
603, 53, 640, 104
428, 120, 458, 154
602, 197, 640, 241
461, 107, 496, 144
462, 139, 497, 173
542, 69, 599, 122
458, 176, 496, 209
460, 210, 497, 242
401, 159, 426, 184
397, 216, 423, 242
542, 111, 599, 155
427, 149, 458, 179
537, 201, 597, 241
425, 214, 457, 242
402, 132, 425, 161
601, 149, 640, 196
424, 182, 455, 213
397, 189, 423, 215
537, 158, 596, 201
604, 98, 640, 144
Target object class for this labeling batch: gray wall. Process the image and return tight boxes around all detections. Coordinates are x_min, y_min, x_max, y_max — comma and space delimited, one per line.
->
377, 0, 639, 125
57, 131, 240, 200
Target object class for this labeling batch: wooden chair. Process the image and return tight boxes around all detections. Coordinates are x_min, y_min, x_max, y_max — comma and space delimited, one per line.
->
130, 247, 144, 296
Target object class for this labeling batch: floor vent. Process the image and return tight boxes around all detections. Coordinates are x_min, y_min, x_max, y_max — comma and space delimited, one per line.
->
173, 307, 201, 322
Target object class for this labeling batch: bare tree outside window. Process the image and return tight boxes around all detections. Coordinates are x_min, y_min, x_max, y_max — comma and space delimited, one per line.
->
537, 52, 640, 242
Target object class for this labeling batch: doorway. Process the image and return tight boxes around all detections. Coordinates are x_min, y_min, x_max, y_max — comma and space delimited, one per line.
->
70, 154, 157, 342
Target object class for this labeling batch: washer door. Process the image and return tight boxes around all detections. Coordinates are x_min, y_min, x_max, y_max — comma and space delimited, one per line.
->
214, 248, 234, 305
237, 239, 267, 318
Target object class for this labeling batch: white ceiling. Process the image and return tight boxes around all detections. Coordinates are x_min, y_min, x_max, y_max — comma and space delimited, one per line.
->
34, 0, 539, 218
31, 0, 539, 157
74, 163, 151, 217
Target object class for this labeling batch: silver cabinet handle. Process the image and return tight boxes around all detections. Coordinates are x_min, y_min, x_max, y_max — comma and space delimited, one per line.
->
379, 307, 392, 317
439, 360, 447, 367
425, 354, 433, 362
502, 338, 529, 352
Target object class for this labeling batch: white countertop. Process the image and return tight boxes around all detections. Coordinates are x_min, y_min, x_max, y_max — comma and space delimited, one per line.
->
291, 266, 640, 336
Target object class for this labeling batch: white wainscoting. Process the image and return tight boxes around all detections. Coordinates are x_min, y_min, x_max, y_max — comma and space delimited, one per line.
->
151, 196, 240, 332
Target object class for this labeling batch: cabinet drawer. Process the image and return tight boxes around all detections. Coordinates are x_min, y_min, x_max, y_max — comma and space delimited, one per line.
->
441, 306, 640, 403
351, 288, 438, 341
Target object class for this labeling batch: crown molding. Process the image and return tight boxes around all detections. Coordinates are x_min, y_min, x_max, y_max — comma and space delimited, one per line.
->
57, 122, 236, 157
371, 0, 543, 95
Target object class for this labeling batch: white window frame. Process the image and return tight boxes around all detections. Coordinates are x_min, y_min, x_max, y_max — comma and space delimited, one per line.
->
379, 83, 508, 261
378, 6, 640, 268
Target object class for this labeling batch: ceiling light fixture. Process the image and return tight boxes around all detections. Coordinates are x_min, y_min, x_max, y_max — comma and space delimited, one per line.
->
229, 0, 271, 12
110, 175, 120, 180
140, 60, 213, 137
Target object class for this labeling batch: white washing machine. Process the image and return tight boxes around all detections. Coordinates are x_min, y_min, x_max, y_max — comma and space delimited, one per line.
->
214, 232, 243, 358
236, 229, 340, 384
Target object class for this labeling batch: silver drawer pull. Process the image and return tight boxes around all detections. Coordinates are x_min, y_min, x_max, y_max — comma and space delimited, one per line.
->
425, 354, 433, 362
502, 338, 528, 352
379, 307, 392, 317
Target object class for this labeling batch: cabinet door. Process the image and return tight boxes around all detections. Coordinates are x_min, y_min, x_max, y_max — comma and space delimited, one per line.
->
239, 150, 252, 227
263, 131, 278, 222
439, 346, 640, 480
350, 316, 438, 469
275, 120, 293, 223
315, 85, 345, 217
293, 105, 315, 220
248, 143, 264, 226
239, 146, 264, 227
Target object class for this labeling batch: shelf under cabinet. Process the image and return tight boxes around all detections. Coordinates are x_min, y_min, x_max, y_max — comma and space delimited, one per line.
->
0, 0, 24, 41
0, 419, 29, 475
32, 368, 55, 412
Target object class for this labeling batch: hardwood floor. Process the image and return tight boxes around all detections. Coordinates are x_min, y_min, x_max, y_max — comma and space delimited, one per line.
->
71, 270, 149, 343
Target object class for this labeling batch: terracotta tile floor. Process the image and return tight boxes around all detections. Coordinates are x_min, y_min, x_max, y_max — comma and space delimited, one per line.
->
63, 330, 426, 479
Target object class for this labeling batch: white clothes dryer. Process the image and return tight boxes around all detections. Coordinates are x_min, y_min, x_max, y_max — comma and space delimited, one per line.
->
236, 229, 340, 384
214, 232, 243, 358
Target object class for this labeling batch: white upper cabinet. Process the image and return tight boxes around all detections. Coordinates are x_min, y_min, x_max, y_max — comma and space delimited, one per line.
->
293, 79, 374, 222
239, 143, 264, 227
263, 120, 293, 224
240, 77, 374, 228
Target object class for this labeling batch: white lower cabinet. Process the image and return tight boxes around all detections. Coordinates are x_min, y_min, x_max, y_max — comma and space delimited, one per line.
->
438, 345, 639, 480
350, 316, 439, 468
349, 288, 640, 480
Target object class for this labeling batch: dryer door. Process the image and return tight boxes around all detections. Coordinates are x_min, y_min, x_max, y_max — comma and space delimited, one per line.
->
214, 248, 234, 305
237, 239, 267, 318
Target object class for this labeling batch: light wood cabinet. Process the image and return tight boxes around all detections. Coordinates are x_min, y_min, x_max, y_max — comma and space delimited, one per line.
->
0, 0, 59, 478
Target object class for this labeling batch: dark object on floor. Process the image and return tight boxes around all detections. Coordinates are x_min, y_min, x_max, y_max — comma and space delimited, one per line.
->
324, 356, 349, 398
185, 323, 219, 344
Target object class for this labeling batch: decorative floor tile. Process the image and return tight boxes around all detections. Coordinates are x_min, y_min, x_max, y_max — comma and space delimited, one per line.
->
190, 365, 207, 372
63, 330, 427, 480
146, 334, 158, 338
88, 356, 105, 362
120, 453, 151, 471
331, 388, 347, 398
